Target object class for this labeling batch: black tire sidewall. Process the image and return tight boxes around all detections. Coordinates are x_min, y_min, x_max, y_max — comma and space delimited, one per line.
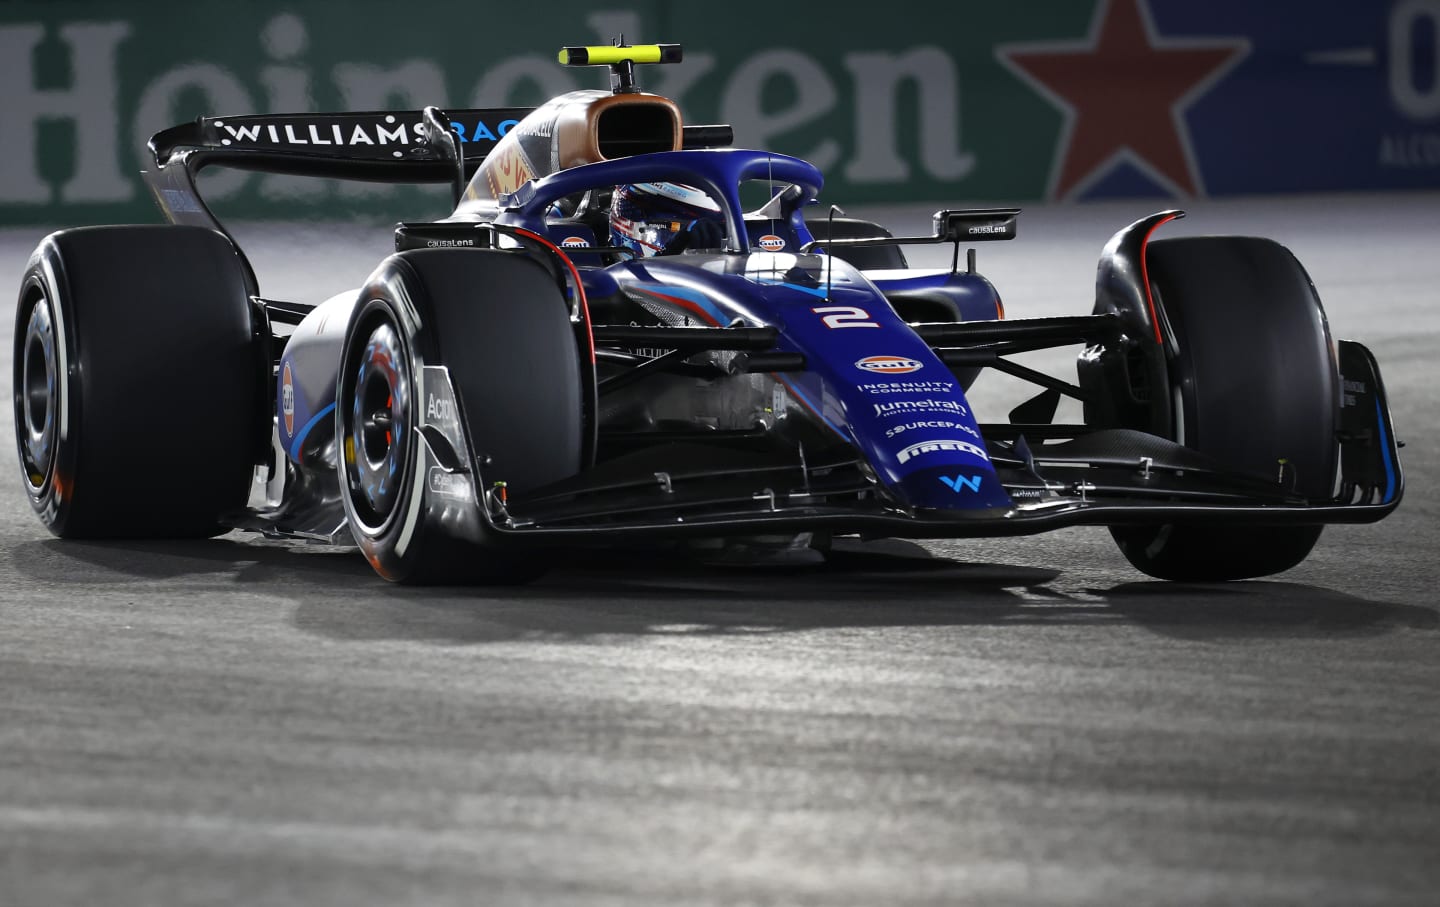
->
337, 294, 424, 576
1111, 236, 1337, 581
1111, 523, 1325, 582
336, 250, 583, 584
13, 227, 261, 539
1147, 237, 1338, 499
13, 271, 73, 530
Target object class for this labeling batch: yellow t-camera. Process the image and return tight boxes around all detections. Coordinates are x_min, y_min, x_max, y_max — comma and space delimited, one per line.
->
558, 44, 683, 66
558, 44, 683, 93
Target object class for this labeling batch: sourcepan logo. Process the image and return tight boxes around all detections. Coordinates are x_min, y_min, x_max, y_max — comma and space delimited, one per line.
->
856, 355, 923, 374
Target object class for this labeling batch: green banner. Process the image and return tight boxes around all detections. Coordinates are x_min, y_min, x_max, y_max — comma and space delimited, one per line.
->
0, 0, 1083, 224
3, 1, 1432, 225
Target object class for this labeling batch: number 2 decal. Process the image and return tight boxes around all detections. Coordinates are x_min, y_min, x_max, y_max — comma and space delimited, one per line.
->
812, 305, 879, 328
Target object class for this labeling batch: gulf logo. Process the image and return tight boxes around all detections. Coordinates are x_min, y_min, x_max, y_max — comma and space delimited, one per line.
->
281, 363, 295, 435
855, 355, 923, 375
560, 236, 591, 248
757, 234, 786, 251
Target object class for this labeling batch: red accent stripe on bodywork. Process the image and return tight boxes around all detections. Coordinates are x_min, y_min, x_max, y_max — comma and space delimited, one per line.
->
634, 287, 723, 326
1139, 213, 1180, 346
510, 227, 596, 363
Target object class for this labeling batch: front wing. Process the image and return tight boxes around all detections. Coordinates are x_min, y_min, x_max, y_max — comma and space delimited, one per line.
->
441, 340, 1403, 545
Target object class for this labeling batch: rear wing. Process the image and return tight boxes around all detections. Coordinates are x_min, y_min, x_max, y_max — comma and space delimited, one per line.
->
145, 105, 529, 232
145, 102, 733, 237
148, 106, 531, 179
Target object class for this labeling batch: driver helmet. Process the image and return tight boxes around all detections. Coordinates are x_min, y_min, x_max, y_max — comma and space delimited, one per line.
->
609, 182, 723, 257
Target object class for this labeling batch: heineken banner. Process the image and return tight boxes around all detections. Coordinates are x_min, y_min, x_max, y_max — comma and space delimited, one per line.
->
1, 0, 1437, 224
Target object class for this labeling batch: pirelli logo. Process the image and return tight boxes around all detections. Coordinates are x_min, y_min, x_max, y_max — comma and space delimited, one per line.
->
895, 438, 989, 465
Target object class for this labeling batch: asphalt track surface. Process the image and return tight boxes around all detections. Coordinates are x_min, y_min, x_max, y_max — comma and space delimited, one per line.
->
1, 194, 1437, 906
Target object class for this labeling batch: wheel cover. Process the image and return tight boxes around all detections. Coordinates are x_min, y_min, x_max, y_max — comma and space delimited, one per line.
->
15, 296, 58, 493
344, 320, 410, 528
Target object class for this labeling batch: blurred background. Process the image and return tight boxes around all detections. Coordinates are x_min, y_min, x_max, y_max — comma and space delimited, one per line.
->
2, 0, 1437, 227
2, 9, 1437, 904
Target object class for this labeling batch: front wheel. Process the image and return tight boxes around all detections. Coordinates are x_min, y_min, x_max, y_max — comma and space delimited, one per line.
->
336, 249, 583, 584
1110, 236, 1338, 581
1111, 524, 1323, 583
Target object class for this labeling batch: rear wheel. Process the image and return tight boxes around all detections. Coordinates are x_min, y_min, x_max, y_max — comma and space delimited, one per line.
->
13, 226, 263, 538
337, 249, 583, 584
1110, 237, 1338, 581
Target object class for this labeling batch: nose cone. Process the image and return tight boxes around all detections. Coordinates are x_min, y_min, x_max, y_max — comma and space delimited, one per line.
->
896, 463, 1014, 512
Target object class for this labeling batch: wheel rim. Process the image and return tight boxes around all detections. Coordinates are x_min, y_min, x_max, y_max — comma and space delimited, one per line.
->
344, 319, 410, 528
15, 296, 58, 492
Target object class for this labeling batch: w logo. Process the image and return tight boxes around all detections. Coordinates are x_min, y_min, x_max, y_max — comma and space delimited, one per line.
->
939, 474, 983, 493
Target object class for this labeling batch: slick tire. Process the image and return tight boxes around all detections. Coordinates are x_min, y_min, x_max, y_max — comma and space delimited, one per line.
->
13, 226, 263, 538
1111, 236, 1338, 581
336, 249, 583, 585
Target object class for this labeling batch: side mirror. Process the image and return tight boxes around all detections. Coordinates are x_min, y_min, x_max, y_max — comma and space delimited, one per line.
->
933, 208, 1020, 242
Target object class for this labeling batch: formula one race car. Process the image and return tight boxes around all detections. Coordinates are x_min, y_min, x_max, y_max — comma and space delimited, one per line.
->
13, 43, 1402, 583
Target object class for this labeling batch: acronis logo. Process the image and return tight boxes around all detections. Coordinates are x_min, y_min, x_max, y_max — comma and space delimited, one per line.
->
939, 474, 984, 493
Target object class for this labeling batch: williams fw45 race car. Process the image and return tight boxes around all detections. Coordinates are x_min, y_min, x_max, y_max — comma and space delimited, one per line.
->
13, 43, 1402, 584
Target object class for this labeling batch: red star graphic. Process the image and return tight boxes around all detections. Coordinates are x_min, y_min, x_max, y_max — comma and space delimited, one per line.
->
999, 0, 1246, 199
